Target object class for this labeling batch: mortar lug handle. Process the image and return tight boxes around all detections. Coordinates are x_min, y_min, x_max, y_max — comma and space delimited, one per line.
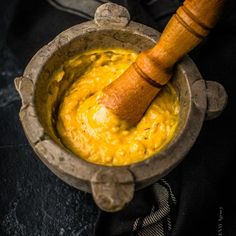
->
205, 80, 227, 120
91, 168, 134, 212
94, 3, 130, 27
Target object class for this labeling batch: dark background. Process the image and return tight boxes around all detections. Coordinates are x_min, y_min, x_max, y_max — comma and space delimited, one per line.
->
0, 0, 236, 235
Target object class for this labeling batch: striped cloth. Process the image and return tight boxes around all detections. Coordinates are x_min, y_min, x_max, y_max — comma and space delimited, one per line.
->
132, 180, 177, 236
94, 177, 179, 236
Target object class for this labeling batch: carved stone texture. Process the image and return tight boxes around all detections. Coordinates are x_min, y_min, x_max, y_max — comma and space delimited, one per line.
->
14, 76, 34, 108
205, 80, 228, 120
94, 3, 130, 27
91, 169, 134, 212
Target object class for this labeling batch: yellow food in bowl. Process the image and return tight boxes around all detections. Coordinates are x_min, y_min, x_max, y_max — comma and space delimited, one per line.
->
48, 48, 179, 166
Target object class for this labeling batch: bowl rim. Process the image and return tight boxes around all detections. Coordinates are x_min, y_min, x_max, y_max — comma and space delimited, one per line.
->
15, 19, 207, 192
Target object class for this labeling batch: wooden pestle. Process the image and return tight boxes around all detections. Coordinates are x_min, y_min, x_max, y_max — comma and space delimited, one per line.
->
99, 0, 225, 125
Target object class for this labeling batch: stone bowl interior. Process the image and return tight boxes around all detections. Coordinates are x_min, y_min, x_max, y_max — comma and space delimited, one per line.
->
34, 29, 190, 165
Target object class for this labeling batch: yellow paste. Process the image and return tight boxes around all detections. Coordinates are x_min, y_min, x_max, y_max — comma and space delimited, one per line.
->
50, 48, 179, 166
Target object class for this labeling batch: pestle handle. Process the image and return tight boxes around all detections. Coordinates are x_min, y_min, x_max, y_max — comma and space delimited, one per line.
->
135, 0, 225, 85
100, 0, 225, 125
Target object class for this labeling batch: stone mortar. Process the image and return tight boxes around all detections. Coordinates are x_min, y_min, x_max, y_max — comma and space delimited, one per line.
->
15, 3, 227, 212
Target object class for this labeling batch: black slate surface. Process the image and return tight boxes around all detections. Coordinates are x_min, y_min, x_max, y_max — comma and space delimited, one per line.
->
0, 46, 98, 235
